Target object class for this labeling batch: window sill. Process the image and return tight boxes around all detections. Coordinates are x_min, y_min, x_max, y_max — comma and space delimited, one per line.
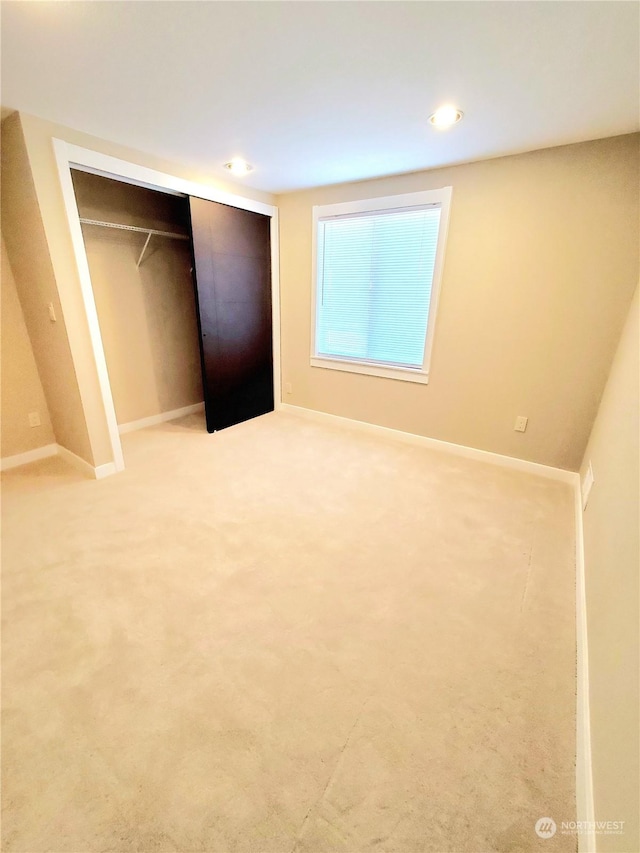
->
310, 356, 429, 384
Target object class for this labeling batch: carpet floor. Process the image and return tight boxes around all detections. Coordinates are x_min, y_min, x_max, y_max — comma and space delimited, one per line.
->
1, 411, 577, 853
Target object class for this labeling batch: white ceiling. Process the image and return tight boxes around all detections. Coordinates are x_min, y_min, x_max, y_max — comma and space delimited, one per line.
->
1, 1, 638, 193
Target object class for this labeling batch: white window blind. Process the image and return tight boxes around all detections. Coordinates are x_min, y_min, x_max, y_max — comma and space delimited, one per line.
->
315, 204, 443, 371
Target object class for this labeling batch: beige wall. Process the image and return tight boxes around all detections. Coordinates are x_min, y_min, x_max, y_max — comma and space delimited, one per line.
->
71, 171, 202, 425
1, 113, 94, 462
12, 110, 274, 467
581, 286, 639, 853
277, 134, 639, 471
1, 238, 55, 458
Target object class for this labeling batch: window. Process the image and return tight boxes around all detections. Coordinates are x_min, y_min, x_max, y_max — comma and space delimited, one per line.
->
311, 188, 452, 383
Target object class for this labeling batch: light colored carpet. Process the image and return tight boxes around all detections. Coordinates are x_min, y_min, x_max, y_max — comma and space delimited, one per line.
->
1, 411, 577, 853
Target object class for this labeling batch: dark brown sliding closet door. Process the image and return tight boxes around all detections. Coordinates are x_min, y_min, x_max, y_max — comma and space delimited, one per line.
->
188, 197, 273, 433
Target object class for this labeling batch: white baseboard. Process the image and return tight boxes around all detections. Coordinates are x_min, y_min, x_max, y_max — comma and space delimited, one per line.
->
0, 443, 58, 471
574, 482, 596, 853
0, 401, 205, 478
56, 446, 119, 480
56, 444, 98, 478
94, 462, 119, 479
279, 403, 577, 483
1, 442, 115, 480
118, 402, 205, 435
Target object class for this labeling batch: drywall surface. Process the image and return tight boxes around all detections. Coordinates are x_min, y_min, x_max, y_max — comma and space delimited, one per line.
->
1, 113, 94, 463
71, 171, 202, 425
1, 238, 55, 457
16, 110, 274, 467
277, 134, 639, 471
581, 285, 639, 853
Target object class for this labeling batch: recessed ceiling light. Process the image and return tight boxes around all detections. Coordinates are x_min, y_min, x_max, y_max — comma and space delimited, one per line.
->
224, 158, 253, 176
428, 105, 464, 129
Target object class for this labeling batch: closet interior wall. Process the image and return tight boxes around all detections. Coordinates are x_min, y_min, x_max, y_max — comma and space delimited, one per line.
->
71, 170, 203, 429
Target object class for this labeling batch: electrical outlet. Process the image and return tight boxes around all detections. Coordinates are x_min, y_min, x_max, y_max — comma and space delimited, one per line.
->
285, 382, 293, 395
514, 415, 528, 433
28, 411, 41, 427
48, 303, 57, 322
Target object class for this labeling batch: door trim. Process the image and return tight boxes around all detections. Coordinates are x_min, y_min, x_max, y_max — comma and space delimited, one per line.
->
52, 139, 281, 475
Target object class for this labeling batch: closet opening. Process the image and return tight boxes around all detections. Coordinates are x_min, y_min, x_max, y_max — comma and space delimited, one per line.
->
70, 168, 275, 462
71, 169, 205, 448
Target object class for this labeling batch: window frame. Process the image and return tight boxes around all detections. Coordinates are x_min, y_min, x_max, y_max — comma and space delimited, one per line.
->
310, 187, 452, 384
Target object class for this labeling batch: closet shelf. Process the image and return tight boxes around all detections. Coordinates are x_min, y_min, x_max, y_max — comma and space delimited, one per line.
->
79, 218, 189, 267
